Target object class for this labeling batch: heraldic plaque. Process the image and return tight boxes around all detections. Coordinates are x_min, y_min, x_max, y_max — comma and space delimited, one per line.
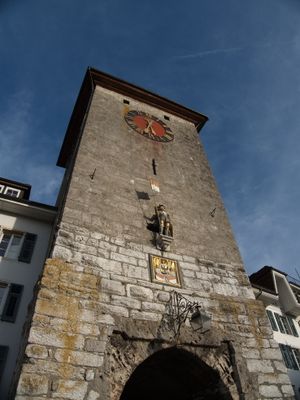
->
149, 255, 181, 287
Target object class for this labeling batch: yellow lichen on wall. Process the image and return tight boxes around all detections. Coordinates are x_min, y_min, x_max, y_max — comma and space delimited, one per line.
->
35, 258, 102, 381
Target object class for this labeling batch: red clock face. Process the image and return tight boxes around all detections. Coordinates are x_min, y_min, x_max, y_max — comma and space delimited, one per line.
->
125, 110, 174, 142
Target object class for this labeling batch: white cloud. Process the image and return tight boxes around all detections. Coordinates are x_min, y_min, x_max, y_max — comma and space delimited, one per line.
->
0, 90, 63, 205
0, 90, 33, 170
174, 39, 295, 60
174, 46, 244, 60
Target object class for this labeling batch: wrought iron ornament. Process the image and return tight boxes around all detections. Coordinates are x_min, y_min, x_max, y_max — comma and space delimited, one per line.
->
160, 291, 212, 342
161, 291, 198, 341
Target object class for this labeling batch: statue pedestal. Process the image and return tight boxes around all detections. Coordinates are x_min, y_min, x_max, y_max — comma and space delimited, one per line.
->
156, 233, 173, 251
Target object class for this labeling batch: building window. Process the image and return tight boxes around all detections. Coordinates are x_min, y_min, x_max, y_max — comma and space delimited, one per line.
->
0, 185, 4, 194
3, 187, 21, 198
0, 281, 23, 323
0, 282, 8, 308
0, 346, 8, 382
267, 310, 299, 337
0, 230, 37, 263
287, 315, 299, 337
279, 344, 300, 370
0, 231, 23, 259
274, 312, 285, 333
281, 315, 292, 335
267, 310, 278, 331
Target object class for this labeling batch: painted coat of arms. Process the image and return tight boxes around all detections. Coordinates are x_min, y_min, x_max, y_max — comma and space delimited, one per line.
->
149, 255, 181, 287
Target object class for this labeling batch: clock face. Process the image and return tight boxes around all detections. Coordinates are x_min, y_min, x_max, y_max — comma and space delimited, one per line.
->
125, 110, 174, 142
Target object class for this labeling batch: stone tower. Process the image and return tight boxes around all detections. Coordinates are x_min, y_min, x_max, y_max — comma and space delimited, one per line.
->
15, 69, 294, 399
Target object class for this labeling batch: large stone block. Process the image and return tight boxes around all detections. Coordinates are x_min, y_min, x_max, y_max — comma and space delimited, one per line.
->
119, 247, 147, 260
259, 385, 282, 398
85, 339, 106, 353
128, 285, 153, 300
55, 349, 104, 367
29, 327, 85, 350
25, 344, 48, 359
142, 301, 165, 313
111, 252, 138, 265
111, 294, 141, 309
52, 380, 88, 400
130, 310, 160, 321
247, 359, 274, 373
17, 374, 48, 395
87, 390, 100, 400
95, 257, 122, 272
281, 384, 295, 396
123, 263, 149, 280
22, 359, 85, 380
101, 278, 125, 295
49, 317, 100, 336
261, 348, 283, 360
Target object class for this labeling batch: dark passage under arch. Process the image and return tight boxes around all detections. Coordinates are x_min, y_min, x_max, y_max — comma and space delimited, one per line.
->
120, 347, 233, 400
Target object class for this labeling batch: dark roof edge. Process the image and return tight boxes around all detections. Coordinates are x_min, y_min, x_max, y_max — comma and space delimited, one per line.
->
57, 67, 209, 168
268, 266, 288, 276
0, 177, 31, 190
249, 265, 288, 281
0, 193, 57, 212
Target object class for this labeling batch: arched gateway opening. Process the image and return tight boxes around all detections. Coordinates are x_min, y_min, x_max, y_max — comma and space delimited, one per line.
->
119, 347, 233, 400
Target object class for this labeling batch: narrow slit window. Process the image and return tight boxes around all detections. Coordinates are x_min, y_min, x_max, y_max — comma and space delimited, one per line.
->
0, 346, 8, 381
152, 159, 157, 175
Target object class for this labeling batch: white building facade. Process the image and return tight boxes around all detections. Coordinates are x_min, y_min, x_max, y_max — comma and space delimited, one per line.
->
250, 266, 300, 399
0, 177, 56, 399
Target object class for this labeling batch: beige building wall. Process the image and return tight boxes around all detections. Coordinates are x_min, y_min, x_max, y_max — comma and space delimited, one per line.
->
0, 200, 55, 399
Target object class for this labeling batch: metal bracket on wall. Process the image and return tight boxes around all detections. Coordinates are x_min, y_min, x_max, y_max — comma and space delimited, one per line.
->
160, 291, 211, 342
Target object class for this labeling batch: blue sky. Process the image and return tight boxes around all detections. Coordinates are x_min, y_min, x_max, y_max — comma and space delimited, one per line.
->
1, 0, 300, 277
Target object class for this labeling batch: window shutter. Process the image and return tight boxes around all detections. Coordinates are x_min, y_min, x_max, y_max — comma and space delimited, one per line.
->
0, 346, 8, 381
281, 316, 292, 335
279, 344, 290, 368
293, 348, 300, 368
0, 232, 11, 257
275, 313, 285, 333
287, 316, 299, 337
18, 233, 37, 263
279, 344, 294, 369
1, 284, 23, 323
288, 346, 299, 370
266, 310, 278, 331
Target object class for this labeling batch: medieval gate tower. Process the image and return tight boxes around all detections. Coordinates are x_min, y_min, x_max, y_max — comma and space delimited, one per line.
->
14, 69, 293, 399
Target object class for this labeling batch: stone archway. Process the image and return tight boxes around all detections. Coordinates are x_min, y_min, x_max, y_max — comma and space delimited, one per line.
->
119, 347, 233, 400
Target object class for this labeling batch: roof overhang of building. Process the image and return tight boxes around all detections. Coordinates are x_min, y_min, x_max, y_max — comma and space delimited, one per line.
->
57, 68, 208, 168
252, 285, 279, 306
273, 272, 300, 315
0, 196, 57, 223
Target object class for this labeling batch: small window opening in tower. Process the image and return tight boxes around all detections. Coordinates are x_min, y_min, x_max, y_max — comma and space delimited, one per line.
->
123, 99, 130, 104
152, 159, 157, 175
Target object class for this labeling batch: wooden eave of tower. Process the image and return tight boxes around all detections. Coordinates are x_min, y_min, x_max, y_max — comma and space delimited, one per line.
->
57, 67, 208, 168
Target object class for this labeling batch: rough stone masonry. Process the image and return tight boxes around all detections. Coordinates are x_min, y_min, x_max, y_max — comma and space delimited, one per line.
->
13, 69, 294, 399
